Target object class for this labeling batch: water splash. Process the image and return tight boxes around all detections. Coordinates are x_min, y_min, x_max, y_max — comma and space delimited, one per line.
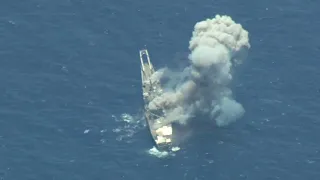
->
147, 146, 176, 158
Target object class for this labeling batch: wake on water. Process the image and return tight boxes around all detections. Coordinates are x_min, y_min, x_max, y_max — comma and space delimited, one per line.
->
114, 14, 250, 158
112, 113, 145, 142
111, 113, 174, 158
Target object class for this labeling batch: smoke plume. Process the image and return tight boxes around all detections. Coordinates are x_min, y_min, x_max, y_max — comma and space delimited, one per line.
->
148, 15, 250, 127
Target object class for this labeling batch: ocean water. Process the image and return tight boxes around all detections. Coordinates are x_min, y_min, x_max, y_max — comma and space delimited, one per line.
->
1, 0, 320, 179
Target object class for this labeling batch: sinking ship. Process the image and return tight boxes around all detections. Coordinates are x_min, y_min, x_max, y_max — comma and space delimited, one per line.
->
139, 49, 179, 152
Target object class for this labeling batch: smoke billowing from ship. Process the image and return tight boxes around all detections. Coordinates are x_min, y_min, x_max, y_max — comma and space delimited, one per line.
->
148, 15, 250, 127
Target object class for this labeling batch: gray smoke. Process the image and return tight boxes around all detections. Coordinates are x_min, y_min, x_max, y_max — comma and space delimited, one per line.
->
148, 15, 250, 127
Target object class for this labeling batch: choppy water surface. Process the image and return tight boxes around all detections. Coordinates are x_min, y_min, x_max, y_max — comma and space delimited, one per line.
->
0, 0, 319, 179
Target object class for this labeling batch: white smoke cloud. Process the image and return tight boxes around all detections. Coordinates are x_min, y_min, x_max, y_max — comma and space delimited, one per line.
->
147, 15, 250, 127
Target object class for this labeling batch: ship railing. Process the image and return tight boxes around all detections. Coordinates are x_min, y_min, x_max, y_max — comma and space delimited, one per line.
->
139, 49, 153, 72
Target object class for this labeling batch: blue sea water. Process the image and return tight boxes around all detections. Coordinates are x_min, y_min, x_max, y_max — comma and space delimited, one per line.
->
1, 0, 320, 179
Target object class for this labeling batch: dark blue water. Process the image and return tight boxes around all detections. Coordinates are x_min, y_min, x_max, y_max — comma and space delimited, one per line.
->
1, 0, 319, 179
